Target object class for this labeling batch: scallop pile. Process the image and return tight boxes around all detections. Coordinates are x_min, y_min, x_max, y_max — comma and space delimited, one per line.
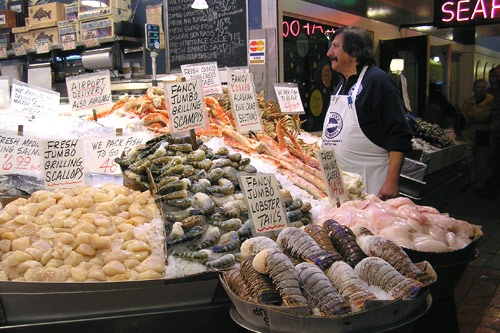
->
115, 134, 314, 275
224, 222, 435, 317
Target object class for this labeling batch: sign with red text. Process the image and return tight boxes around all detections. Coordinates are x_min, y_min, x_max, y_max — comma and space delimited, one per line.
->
88, 135, 147, 175
317, 148, 347, 206
273, 83, 305, 114
0, 134, 42, 176
11, 79, 60, 117
165, 79, 208, 133
66, 72, 112, 111
41, 139, 85, 189
434, 0, 500, 28
227, 70, 263, 134
238, 173, 289, 236
180, 62, 223, 96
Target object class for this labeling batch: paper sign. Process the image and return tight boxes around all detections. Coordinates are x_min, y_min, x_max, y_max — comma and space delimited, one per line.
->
35, 39, 50, 54
227, 70, 263, 134
238, 173, 288, 236
274, 83, 305, 114
12, 42, 26, 56
0, 134, 42, 176
83, 30, 99, 48
10, 79, 60, 117
41, 139, 85, 189
165, 79, 208, 133
88, 136, 146, 175
316, 149, 347, 206
62, 35, 76, 51
66, 72, 112, 111
0, 44, 6, 58
181, 62, 223, 96
0, 76, 9, 108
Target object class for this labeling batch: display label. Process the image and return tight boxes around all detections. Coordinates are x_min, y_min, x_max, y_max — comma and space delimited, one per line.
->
35, 39, 49, 54
62, 34, 76, 50
227, 70, 263, 134
66, 72, 112, 111
0, 134, 42, 176
165, 79, 208, 133
316, 148, 347, 206
41, 139, 85, 189
83, 30, 99, 47
88, 135, 147, 175
12, 42, 26, 56
238, 173, 288, 236
181, 62, 223, 96
10, 79, 60, 117
0, 44, 7, 58
273, 83, 305, 114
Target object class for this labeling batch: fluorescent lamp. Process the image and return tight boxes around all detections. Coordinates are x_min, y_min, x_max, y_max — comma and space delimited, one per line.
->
191, 0, 208, 9
390, 58, 404, 74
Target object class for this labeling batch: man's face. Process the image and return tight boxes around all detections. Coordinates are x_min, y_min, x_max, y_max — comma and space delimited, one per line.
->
327, 33, 356, 76
474, 81, 487, 99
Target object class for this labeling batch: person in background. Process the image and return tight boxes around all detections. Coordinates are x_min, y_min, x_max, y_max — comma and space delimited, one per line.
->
459, 79, 494, 193
487, 66, 498, 93
322, 26, 412, 199
424, 82, 459, 139
481, 65, 500, 198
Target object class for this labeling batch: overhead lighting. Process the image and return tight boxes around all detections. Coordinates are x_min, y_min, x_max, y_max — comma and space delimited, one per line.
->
191, 0, 208, 9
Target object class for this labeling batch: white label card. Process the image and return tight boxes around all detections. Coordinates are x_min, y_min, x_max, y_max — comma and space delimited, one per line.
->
316, 148, 347, 206
274, 83, 305, 114
41, 139, 85, 189
10, 79, 60, 117
66, 72, 112, 111
181, 62, 223, 96
0, 134, 42, 176
88, 136, 146, 175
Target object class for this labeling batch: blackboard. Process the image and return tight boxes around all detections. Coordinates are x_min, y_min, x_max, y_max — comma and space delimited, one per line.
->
166, 0, 248, 72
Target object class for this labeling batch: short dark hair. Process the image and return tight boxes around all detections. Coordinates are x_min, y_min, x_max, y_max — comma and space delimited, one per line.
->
331, 26, 376, 66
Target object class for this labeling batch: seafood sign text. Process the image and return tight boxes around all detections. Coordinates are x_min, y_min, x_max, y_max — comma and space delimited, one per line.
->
42, 139, 84, 188
229, 72, 262, 133
318, 149, 345, 201
167, 80, 205, 132
69, 77, 111, 109
241, 174, 286, 233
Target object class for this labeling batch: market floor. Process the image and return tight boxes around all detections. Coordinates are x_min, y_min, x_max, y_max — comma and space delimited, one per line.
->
410, 183, 500, 333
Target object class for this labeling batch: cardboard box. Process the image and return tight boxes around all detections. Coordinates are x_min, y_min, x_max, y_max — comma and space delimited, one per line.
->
78, 7, 131, 22
78, 0, 131, 16
0, 10, 19, 29
80, 16, 116, 40
65, 2, 79, 21
58, 20, 80, 44
27, 2, 66, 29
0, 29, 13, 50
14, 26, 59, 49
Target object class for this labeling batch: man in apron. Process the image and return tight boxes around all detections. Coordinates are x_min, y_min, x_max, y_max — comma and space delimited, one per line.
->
322, 26, 412, 200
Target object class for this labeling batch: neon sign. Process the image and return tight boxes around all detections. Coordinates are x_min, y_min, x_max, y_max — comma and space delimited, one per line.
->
434, 0, 500, 28
282, 16, 335, 38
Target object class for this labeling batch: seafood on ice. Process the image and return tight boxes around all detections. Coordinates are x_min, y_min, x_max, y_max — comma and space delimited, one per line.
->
316, 194, 480, 252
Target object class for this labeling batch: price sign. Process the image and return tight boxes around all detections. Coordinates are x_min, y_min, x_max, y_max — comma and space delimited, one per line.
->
227, 70, 263, 134
41, 139, 85, 189
164, 79, 208, 133
238, 173, 289, 236
0, 134, 42, 176
35, 39, 50, 54
11, 79, 60, 117
316, 148, 347, 206
66, 72, 112, 111
83, 30, 99, 48
62, 35, 76, 51
0, 44, 7, 58
274, 83, 305, 114
88, 135, 146, 175
181, 62, 223, 96
12, 42, 26, 56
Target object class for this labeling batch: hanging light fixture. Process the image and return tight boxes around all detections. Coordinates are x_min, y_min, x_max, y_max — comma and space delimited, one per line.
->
191, 0, 208, 9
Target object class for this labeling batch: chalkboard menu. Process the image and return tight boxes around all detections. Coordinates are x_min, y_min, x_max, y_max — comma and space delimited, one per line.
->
166, 0, 248, 71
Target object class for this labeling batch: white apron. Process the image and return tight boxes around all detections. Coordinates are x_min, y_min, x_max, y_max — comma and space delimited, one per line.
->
322, 66, 389, 194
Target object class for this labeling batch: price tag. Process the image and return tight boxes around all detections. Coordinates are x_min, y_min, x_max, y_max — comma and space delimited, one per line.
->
88, 136, 147, 175
274, 83, 305, 114
316, 149, 347, 206
164, 79, 208, 133
41, 139, 85, 189
62, 35, 76, 51
35, 39, 50, 54
0, 44, 7, 58
238, 173, 289, 236
12, 42, 26, 56
227, 70, 263, 134
0, 134, 42, 176
180, 62, 223, 96
83, 30, 99, 48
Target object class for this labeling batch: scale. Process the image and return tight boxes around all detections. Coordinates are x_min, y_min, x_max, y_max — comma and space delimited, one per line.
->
145, 23, 161, 86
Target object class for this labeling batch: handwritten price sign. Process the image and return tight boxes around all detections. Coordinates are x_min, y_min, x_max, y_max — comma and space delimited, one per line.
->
274, 83, 305, 114
228, 70, 263, 134
316, 148, 347, 206
0, 134, 42, 176
181, 62, 223, 96
88, 136, 146, 175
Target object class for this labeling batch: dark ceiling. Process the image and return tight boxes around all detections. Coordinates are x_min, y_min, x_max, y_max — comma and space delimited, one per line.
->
305, 0, 500, 52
